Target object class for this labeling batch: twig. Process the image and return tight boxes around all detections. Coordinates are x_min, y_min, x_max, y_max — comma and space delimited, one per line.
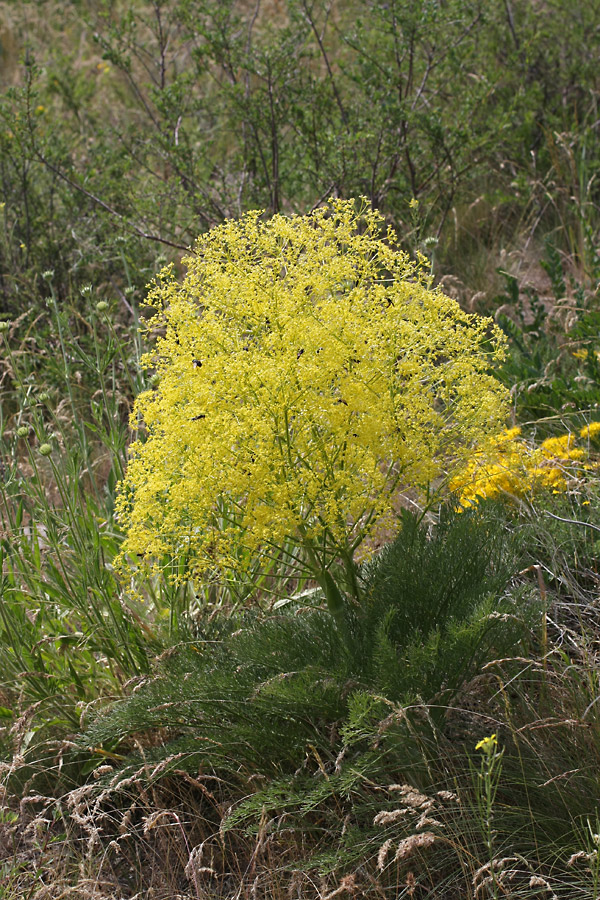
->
543, 510, 600, 534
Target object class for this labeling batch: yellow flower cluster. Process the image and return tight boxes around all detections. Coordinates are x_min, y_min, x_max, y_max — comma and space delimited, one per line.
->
452, 421, 600, 508
475, 733, 498, 752
117, 200, 508, 584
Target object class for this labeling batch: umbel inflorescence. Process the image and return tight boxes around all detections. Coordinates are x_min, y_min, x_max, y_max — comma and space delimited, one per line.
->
451, 421, 600, 507
116, 199, 508, 598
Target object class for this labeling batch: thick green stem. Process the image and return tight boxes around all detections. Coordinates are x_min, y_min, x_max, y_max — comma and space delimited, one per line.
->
340, 548, 361, 606
317, 567, 346, 631
297, 529, 346, 630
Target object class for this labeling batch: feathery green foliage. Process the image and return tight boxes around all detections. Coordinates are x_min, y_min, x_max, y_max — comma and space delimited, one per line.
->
85, 504, 532, 774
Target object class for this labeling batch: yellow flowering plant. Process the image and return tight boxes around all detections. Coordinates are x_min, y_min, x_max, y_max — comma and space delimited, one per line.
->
473, 732, 504, 899
116, 199, 508, 620
451, 421, 600, 508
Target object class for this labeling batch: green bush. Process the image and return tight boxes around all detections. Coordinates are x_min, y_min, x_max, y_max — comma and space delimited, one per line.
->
495, 241, 600, 424
85, 503, 531, 773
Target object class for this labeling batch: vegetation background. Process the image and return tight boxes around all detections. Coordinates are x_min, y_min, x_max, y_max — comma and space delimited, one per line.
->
1, 1, 600, 898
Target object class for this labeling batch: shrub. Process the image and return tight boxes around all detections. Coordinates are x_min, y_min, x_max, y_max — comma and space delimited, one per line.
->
451, 422, 600, 507
116, 200, 508, 612
86, 503, 529, 772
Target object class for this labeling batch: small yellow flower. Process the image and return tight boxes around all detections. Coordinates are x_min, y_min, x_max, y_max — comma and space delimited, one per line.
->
581, 421, 600, 441
475, 733, 498, 752
35, 105, 46, 115
409, 197, 419, 209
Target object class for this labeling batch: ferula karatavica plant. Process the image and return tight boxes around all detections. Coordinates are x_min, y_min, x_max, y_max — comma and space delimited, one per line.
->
117, 199, 508, 615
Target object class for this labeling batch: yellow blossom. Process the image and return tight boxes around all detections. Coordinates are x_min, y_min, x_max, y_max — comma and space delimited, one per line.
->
116, 200, 508, 587
573, 348, 600, 362
581, 421, 600, 441
452, 422, 595, 509
540, 433, 583, 461
475, 733, 498, 752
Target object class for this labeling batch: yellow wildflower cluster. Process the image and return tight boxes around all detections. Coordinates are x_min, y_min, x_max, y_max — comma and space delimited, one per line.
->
452, 421, 600, 508
117, 199, 508, 584
475, 733, 498, 753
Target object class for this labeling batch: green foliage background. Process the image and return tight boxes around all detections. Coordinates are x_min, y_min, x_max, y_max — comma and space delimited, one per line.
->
2, 0, 600, 314
2, 2, 600, 898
